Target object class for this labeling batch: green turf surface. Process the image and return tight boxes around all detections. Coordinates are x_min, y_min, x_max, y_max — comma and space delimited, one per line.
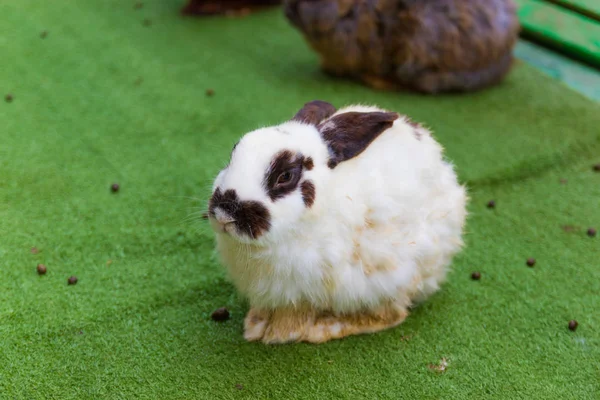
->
1, 1, 600, 398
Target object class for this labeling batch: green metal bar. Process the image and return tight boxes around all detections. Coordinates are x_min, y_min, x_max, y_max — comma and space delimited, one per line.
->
515, 40, 600, 101
542, 0, 600, 22
515, 0, 600, 68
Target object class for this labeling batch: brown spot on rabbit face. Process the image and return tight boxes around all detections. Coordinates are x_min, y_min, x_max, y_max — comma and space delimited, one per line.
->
208, 188, 271, 239
301, 180, 316, 208
303, 157, 314, 170
318, 111, 399, 168
292, 100, 337, 125
264, 150, 306, 201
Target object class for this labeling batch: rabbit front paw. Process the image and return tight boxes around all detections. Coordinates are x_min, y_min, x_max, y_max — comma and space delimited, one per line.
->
243, 308, 270, 342
261, 307, 316, 344
244, 307, 316, 344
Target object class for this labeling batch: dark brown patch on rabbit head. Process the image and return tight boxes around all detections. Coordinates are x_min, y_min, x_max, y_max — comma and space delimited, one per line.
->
263, 150, 304, 201
317, 111, 399, 168
292, 100, 337, 125
303, 157, 314, 170
300, 180, 316, 207
263, 150, 316, 208
208, 188, 271, 239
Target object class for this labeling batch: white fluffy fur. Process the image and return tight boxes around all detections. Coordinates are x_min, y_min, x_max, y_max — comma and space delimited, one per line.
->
210, 105, 468, 313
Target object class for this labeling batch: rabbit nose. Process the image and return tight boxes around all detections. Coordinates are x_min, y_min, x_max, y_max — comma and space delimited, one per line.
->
213, 208, 236, 232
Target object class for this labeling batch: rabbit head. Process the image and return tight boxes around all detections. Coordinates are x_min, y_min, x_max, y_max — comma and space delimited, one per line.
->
207, 100, 398, 244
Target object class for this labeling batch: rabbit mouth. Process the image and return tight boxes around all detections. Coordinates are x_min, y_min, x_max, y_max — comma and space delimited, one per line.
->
221, 221, 235, 234
209, 217, 236, 235
208, 188, 272, 239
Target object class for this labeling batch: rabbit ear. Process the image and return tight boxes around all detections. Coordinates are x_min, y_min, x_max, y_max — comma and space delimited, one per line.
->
318, 111, 399, 168
292, 100, 337, 125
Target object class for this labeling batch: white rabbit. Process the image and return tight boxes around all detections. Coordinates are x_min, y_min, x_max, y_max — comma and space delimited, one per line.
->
207, 101, 467, 344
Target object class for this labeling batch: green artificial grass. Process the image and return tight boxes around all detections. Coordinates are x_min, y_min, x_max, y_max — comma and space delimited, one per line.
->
1, 1, 599, 398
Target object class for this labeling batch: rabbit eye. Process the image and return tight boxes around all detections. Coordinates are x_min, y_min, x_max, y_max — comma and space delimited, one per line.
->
277, 171, 293, 185
264, 150, 304, 201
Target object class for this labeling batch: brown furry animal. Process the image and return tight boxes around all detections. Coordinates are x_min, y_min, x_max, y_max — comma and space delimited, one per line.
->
284, 0, 520, 93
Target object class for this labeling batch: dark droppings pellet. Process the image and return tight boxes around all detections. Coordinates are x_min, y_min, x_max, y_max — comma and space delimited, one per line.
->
206, 88, 215, 97
526, 258, 536, 267
593, 164, 600, 172
568, 320, 578, 331
143, 19, 152, 27
5, 94, 13, 103
487, 200, 495, 209
587, 228, 597, 237
471, 271, 481, 280
40, 31, 48, 38
37, 264, 47, 275
211, 307, 230, 321
111, 183, 120, 193
68, 276, 78, 285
